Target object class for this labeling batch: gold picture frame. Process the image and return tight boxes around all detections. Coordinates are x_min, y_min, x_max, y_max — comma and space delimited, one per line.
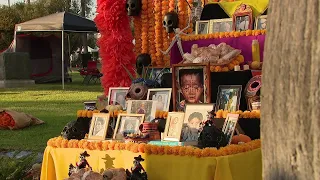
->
113, 114, 145, 140
163, 112, 185, 141
88, 113, 110, 140
209, 18, 233, 33
147, 88, 172, 111
255, 15, 267, 30
195, 20, 210, 35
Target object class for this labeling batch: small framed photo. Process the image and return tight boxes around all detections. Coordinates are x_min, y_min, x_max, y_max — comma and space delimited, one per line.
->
233, 4, 253, 31
255, 15, 267, 30
172, 63, 211, 111
143, 67, 171, 85
209, 18, 233, 33
195, 20, 210, 35
147, 88, 172, 111
181, 103, 215, 142
216, 85, 242, 112
222, 113, 239, 144
107, 87, 129, 108
163, 112, 185, 141
88, 113, 110, 140
127, 100, 157, 122
113, 114, 144, 140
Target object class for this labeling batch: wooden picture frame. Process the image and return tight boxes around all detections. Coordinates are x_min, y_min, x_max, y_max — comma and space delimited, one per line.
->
172, 63, 211, 111
163, 112, 185, 141
255, 15, 267, 30
113, 114, 145, 140
88, 113, 110, 140
147, 88, 172, 111
126, 100, 157, 122
216, 85, 242, 112
222, 113, 239, 144
107, 87, 130, 108
232, 3, 253, 31
209, 18, 233, 33
195, 20, 210, 35
143, 67, 171, 85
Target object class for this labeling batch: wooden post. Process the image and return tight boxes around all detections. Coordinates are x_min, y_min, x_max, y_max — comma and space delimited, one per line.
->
262, 0, 320, 179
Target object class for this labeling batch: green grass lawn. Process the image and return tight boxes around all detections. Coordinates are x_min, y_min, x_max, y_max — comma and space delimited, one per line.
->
0, 72, 104, 152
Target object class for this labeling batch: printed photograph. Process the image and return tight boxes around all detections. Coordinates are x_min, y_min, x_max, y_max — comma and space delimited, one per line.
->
107, 87, 129, 108
255, 15, 267, 30
88, 113, 110, 140
216, 85, 242, 112
147, 88, 172, 111
164, 112, 185, 141
113, 114, 144, 140
127, 100, 157, 122
196, 21, 210, 34
222, 113, 239, 144
209, 19, 233, 33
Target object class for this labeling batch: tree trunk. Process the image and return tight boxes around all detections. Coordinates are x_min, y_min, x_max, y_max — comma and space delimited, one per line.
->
81, 0, 88, 53
262, 0, 320, 179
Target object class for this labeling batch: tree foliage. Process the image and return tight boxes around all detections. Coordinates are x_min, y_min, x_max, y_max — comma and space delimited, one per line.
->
0, 0, 95, 51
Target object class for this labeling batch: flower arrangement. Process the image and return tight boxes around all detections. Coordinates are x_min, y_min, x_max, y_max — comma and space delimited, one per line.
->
210, 54, 245, 72
0, 111, 15, 128
181, 30, 267, 41
47, 136, 261, 158
215, 109, 261, 119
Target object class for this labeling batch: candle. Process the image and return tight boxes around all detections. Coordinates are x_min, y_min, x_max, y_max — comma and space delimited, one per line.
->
252, 40, 260, 62
234, 65, 241, 71
243, 65, 250, 70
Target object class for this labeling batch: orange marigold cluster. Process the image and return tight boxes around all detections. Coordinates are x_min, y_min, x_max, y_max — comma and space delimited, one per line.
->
133, 17, 142, 55
162, 0, 170, 66
181, 30, 267, 41
141, 0, 149, 53
215, 109, 261, 119
47, 137, 261, 158
77, 110, 100, 118
148, 0, 156, 61
210, 54, 245, 72
154, 0, 164, 66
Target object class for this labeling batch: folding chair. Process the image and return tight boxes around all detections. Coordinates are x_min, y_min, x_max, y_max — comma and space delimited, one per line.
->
79, 61, 103, 85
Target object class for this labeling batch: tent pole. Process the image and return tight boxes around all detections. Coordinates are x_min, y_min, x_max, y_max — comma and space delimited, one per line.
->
62, 31, 65, 90
14, 30, 17, 52
68, 34, 71, 73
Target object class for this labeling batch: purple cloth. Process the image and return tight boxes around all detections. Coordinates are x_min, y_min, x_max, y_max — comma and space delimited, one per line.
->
170, 35, 265, 64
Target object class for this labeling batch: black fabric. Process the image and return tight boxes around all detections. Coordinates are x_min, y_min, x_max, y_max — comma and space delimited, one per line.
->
63, 12, 98, 32
238, 118, 260, 140
200, 4, 230, 20
161, 70, 253, 111
262, 9, 268, 15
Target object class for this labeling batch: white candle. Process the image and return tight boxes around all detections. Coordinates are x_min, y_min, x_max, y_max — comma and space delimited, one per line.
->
243, 65, 250, 70
234, 65, 241, 71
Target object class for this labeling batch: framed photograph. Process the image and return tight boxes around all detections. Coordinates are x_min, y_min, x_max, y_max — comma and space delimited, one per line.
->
232, 4, 253, 31
113, 114, 145, 140
88, 113, 110, 140
255, 15, 267, 30
222, 113, 239, 144
147, 88, 172, 111
127, 100, 157, 122
195, 20, 210, 35
163, 112, 185, 141
172, 63, 211, 111
107, 87, 129, 108
216, 85, 242, 112
144, 67, 171, 85
209, 18, 233, 33
181, 103, 215, 142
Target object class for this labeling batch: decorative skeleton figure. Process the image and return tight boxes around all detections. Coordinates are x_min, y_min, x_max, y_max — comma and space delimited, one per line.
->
160, 1, 194, 58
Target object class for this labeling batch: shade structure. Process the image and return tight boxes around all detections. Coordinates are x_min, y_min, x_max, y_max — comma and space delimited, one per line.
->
15, 12, 97, 32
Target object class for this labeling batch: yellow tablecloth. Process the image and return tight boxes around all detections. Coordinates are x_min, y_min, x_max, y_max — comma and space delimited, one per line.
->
41, 146, 262, 180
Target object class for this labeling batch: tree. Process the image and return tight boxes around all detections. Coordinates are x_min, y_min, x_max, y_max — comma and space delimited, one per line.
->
261, 0, 320, 179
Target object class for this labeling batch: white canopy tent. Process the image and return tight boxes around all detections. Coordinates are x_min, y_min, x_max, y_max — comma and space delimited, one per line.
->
14, 12, 98, 89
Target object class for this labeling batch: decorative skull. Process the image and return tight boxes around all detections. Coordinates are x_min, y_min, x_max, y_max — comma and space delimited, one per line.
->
126, 0, 142, 16
136, 53, 152, 75
163, 12, 179, 33
61, 120, 88, 140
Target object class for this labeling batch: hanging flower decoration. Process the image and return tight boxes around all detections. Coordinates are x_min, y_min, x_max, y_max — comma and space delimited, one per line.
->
133, 17, 142, 56
162, 0, 170, 66
148, 0, 156, 62
47, 136, 261, 158
141, 0, 149, 53
94, 0, 136, 94
181, 30, 266, 41
154, 0, 164, 66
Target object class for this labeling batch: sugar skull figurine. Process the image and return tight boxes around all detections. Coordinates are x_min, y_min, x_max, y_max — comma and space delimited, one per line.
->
126, 0, 142, 16
77, 151, 92, 169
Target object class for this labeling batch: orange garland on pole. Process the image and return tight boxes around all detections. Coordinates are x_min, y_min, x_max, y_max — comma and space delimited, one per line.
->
178, 0, 185, 29
148, 0, 156, 63
154, 0, 164, 66
162, 0, 170, 66
133, 17, 142, 55
141, 0, 149, 53
187, 0, 193, 33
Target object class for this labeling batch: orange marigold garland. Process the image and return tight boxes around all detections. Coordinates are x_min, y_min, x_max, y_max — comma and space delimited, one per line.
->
154, 0, 164, 66
148, 0, 156, 62
133, 17, 142, 55
47, 137, 261, 157
141, 0, 149, 53
187, 0, 193, 34
162, 0, 170, 66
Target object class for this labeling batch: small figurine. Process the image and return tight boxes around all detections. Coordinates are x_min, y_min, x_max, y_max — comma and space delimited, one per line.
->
126, 155, 148, 180
68, 151, 92, 177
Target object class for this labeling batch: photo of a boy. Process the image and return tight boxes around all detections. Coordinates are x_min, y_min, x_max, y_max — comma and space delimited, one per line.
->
178, 69, 204, 111
181, 112, 203, 142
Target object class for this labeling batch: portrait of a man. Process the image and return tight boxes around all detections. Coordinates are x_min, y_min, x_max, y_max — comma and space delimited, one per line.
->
147, 88, 172, 112
127, 100, 157, 122
92, 117, 105, 136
